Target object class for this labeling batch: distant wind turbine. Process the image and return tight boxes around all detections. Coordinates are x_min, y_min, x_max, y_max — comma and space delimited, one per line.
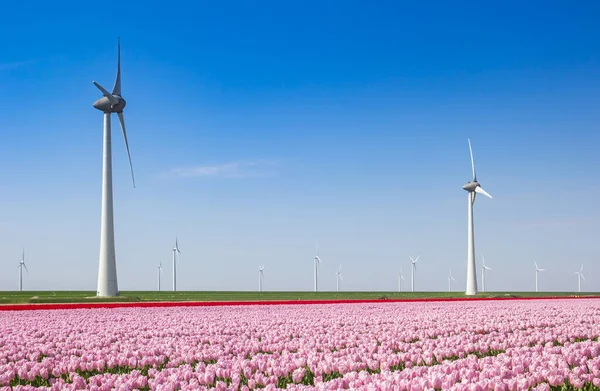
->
172, 237, 181, 291
481, 255, 492, 292
313, 242, 322, 292
157, 262, 163, 291
409, 255, 420, 292
94, 38, 135, 297
335, 264, 343, 292
534, 261, 545, 292
18, 249, 28, 292
575, 265, 585, 293
398, 266, 405, 292
258, 265, 264, 292
448, 268, 456, 292
463, 139, 492, 295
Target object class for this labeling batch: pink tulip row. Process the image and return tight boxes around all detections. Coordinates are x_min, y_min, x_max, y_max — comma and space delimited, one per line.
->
1, 299, 600, 390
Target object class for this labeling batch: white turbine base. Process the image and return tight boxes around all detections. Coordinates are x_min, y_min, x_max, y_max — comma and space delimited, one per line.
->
465, 192, 478, 296
97, 112, 119, 297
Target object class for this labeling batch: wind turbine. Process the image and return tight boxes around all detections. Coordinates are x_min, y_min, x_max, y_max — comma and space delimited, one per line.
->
172, 238, 181, 291
313, 242, 322, 292
258, 265, 264, 292
575, 265, 585, 293
18, 249, 28, 292
534, 261, 545, 292
448, 268, 456, 292
93, 38, 135, 297
409, 255, 420, 292
157, 262, 163, 291
481, 255, 492, 292
398, 266, 405, 292
463, 139, 492, 295
335, 264, 343, 292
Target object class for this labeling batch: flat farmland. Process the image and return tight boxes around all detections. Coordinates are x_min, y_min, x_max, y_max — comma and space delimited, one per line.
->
2, 299, 600, 390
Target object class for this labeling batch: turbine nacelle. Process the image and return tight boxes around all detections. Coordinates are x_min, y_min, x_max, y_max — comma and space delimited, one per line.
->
93, 93, 126, 113
462, 181, 480, 192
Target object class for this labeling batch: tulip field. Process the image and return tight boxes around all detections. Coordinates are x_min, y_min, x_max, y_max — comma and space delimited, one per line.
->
2, 299, 600, 390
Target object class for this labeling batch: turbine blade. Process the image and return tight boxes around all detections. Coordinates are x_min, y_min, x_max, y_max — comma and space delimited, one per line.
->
117, 112, 135, 188
580, 265, 584, 272
474, 186, 492, 199
468, 138, 476, 182
534, 260, 539, 269
581, 274, 585, 281
112, 37, 122, 96
340, 275, 343, 281
23, 263, 28, 273
176, 237, 181, 253
93, 82, 118, 105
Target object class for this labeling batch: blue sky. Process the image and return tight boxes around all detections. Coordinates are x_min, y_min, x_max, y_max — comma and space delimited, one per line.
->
1, 1, 599, 293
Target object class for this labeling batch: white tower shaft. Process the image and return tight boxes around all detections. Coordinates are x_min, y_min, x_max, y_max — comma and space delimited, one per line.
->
172, 249, 177, 292
157, 268, 161, 291
336, 274, 339, 292
97, 113, 119, 297
19, 265, 22, 292
411, 266, 415, 292
314, 259, 318, 292
482, 265, 485, 293
465, 193, 478, 295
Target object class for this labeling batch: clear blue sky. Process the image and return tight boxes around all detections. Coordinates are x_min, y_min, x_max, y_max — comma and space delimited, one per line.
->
1, 1, 599, 292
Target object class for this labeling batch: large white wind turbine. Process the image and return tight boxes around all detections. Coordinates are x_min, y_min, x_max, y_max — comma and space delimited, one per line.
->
398, 266, 405, 292
335, 264, 343, 292
258, 265, 264, 292
463, 139, 492, 295
409, 255, 420, 292
172, 238, 181, 291
575, 265, 585, 293
448, 268, 456, 292
93, 38, 135, 297
157, 262, 163, 291
481, 255, 492, 292
534, 261, 545, 292
18, 249, 28, 292
313, 243, 322, 292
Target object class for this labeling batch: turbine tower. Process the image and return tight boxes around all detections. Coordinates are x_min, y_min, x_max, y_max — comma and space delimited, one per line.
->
534, 261, 545, 292
157, 262, 163, 291
575, 265, 585, 293
335, 264, 343, 292
398, 266, 405, 292
481, 255, 492, 292
258, 265, 264, 292
463, 139, 492, 296
409, 255, 420, 292
18, 249, 28, 292
448, 268, 456, 292
313, 242, 322, 292
172, 238, 181, 291
93, 38, 135, 297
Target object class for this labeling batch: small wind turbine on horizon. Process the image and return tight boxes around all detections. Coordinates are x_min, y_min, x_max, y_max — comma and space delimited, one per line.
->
398, 266, 405, 292
534, 261, 546, 292
157, 262, 163, 291
258, 265, 265, 292
481, 255, 492, 292
172, 238, 181, 291
93, 38, 135, 297
335, 264, 343, 292
448, 268, 456, 292
575, 265, 585, 293
409, 256, 420, 292
463, 139, 492, 296
18, 249, 28, 292
313, 242, 322, 292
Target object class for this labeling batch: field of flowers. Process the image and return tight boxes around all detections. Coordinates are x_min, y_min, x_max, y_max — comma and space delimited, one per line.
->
2, 299, 600, 390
